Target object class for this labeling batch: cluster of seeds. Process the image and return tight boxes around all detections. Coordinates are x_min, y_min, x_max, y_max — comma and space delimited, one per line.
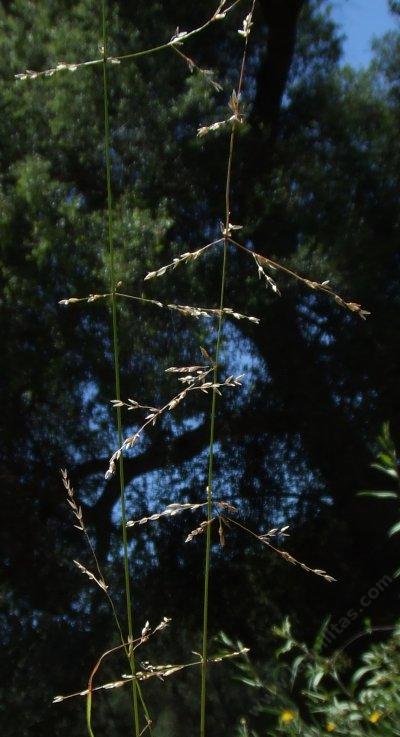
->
127, 502, 208, 528
167, 303, 260, 323
253, 253, 281, 295
144, 240, 220, 281
73, 559, 108, 592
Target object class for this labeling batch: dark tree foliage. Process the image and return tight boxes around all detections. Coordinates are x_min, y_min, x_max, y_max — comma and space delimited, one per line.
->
1, 1, 400, 735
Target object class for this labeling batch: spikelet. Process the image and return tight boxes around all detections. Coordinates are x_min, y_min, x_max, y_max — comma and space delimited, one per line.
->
127, 502, 207, 528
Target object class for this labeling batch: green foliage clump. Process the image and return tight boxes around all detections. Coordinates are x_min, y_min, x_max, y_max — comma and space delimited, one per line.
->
222, 619, 400, 736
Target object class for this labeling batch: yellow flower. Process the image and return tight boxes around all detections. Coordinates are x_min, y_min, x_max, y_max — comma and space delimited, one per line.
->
326, 722, 336, 732
280, 710, 295, 724
368, 711, 382, 724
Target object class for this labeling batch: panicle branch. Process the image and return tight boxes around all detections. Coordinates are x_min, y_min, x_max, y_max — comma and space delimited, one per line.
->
230, 238, 370, 319
59, 289, 260, 324
16, 1, 240, 81
144, 240, 221, 281
127, 502, 208, 528
73, 559, 108, 592
105, 366, 244, 480
52, 644, 249, 703
60, 470, 127, 638
171, 46, 223, 91
221, 515, 337, 583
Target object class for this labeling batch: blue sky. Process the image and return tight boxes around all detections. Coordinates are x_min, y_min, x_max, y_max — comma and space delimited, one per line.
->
330, 0, 398, 67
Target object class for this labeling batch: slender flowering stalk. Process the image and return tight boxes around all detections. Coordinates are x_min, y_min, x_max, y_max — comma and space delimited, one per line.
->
101, 2, 150, 734
200, 3, 256, 735
61, 470, 127, 647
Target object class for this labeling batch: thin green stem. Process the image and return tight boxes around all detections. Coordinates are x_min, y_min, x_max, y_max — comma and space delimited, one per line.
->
200, 4, 256, 731
86, 692, 95, 737
101, 2, 146, 735
83, 525, 127, 649
200, 123, 235, 737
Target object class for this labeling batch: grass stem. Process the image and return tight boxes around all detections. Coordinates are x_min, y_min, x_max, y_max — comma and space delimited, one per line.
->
200, 6, 255, 731
200, 123, 235, 737
101, 2, 147, 734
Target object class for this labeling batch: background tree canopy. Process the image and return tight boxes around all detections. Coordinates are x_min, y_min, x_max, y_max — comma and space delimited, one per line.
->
1, 1, 399, 735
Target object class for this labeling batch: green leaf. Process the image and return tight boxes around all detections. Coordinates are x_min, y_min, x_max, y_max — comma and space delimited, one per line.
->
352, 665, 373, 683
290, 655, 305, 688
388, 520, 400, 537
310, 667, 325, 689
238, 676, 262, 688
377, 452, 396, 466
358, 490, 398, 499
371, 463, 398, 479
313, 615, 332, 653
276, 639, 295, 657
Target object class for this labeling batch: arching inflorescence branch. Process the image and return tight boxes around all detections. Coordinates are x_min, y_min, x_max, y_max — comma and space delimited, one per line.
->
144, 236, 370, 320
53, 643, 249, 704
15, 1, 241, 81
59, 290, 260, 324
105, 363, 245, 480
